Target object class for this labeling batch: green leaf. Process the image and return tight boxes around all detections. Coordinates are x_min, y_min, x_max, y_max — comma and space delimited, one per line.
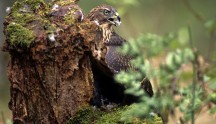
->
210, 93, 216, 103
183, 48, 195, 61
203, 75, 211, 82
209, 81, 216, 90
205, 19, 216, 33
178, 27, 189, 45
209, 106, 216, 114
174, 53, 182, 65
166, 53, 175, 66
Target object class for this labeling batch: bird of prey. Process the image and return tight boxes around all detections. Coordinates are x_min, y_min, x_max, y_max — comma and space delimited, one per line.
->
86, 5, 153, 106
86, 5, 132, 75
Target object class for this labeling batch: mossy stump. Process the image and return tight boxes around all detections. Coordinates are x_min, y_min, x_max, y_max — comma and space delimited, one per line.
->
3, 0, 163, 123
3, 0, 100, 123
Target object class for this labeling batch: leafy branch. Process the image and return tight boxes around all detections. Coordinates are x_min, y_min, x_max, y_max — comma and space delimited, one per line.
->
115, 27, 216, 123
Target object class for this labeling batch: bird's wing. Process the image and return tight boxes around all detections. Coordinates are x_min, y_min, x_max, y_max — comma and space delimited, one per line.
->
105, 32, 126, 46
105, 32, 133, 73
105, 32, 154, 97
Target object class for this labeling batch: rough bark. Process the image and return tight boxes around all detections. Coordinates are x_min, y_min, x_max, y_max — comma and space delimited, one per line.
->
3, 0, 101, 123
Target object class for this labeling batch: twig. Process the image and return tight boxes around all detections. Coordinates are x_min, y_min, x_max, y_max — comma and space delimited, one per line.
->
207, 33, 216, 62
188, 26, 196, 124
182, 0, 205, 23
182, 0, 216, 62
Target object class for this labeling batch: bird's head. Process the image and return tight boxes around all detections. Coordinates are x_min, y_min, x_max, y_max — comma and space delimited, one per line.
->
87, 5, 121, 28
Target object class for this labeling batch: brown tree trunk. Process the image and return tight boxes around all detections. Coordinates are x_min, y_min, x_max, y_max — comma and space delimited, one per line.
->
3, 0, 100, 123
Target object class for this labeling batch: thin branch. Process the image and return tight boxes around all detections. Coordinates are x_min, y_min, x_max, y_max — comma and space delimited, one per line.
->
182, 0, 216, 62
188, 26, 196, 124
182, 0, 205, 23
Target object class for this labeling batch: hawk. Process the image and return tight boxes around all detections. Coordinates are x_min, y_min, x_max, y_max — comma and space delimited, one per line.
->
86, 5, 153, 106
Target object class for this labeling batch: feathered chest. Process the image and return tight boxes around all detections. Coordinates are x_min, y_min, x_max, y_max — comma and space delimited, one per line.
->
101, 26, 112, 44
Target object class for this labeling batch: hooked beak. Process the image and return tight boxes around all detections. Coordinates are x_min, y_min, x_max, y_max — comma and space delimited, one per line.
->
108, 13, 121, 26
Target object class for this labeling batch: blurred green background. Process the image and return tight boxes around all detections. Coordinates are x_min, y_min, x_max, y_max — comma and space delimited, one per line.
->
0, 0, 216, 122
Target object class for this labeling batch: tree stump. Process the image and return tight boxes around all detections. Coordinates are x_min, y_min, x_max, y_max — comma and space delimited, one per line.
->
3, 0, 102, 123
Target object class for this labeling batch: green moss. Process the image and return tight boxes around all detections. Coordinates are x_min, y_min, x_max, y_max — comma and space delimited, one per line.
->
11, 0, 46, 13
4, 0, 49, 48
68, 107, 104, 124
55, 0, 75, 6
43, 22, 57, 34
63, 11, 76, 25
96, 107, 127, 124
51, 0, 80, 25
62, 5, 80, 25
68, 105, 163, 124
6, 23, 35, 47
24, 0, 46, 11
11, 13, 36, 26
146, 115, 163, 124
9, 0, 46, 24
68, 106, 125, 124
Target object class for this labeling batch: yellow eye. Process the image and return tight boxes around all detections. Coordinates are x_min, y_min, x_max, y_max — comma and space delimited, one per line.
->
104, 9, 110, 15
